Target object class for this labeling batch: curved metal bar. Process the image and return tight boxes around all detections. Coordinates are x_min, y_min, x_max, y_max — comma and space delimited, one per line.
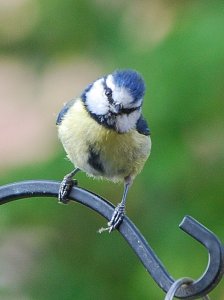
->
0, 180, 223, 299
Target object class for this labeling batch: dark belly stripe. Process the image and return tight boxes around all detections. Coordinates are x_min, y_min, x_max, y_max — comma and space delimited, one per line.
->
88, 146, 104, 173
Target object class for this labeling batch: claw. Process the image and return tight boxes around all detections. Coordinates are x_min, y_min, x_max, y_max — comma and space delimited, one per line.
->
99, 178, 131, 234
108, 203, 125, 231
98, 203, 125, 233
58, 175, 77, 204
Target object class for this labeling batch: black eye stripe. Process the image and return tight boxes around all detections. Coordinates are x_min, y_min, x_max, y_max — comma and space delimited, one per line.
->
119, 107, 141, 114
103, 77, 115, 105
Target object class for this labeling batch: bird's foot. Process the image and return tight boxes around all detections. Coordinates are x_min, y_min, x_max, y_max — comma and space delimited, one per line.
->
58, 174, 77, 204
99, 203, 125, 233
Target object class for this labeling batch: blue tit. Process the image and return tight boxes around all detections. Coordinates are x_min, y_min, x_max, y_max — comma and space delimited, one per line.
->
56, 69, 151, 232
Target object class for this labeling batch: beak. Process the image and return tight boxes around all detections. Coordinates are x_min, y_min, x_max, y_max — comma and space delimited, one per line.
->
111, 103, 122, 115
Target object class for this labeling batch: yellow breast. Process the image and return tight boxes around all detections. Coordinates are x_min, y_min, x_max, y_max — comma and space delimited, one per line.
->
58, 99, 151, 182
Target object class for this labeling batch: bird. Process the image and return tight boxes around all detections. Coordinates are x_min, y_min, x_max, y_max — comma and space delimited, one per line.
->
56, 69, 151, 232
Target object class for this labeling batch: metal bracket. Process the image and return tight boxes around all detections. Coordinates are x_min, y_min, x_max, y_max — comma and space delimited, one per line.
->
0, 180, 223, 299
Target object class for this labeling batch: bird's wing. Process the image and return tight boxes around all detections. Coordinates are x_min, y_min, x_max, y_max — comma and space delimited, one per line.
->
136, 114, 150, 136
56, 99, 76, 125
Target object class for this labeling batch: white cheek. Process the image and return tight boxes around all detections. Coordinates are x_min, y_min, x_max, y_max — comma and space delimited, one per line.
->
107, 75, 142, 108
106, 75, 132, 106
113, 87, 133, 106
133, 98, 143, 108
85, 79, 109, 115
116, 110, 141, 133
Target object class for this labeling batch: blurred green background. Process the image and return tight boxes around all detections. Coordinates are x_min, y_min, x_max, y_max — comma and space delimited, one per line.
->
0, 0, 224, 299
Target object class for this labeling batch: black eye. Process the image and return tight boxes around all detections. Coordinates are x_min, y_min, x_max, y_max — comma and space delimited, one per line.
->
105, 88, 112, 97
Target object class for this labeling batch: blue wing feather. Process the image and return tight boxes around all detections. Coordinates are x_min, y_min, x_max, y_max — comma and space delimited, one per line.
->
136, 115, 150, 136
56, 99, 76, 125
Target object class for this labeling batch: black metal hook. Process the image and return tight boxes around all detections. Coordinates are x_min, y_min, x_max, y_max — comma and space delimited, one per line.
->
0, 180, 223, 299
165, 278, 210, 300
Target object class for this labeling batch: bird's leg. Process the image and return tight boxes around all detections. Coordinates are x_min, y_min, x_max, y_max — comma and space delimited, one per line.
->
99, 177, 132, 233
107, 183, 129, 232
58, 168, 80, 204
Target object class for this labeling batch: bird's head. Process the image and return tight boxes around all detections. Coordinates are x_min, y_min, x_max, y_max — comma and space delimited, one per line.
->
81, 69, 145, 133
